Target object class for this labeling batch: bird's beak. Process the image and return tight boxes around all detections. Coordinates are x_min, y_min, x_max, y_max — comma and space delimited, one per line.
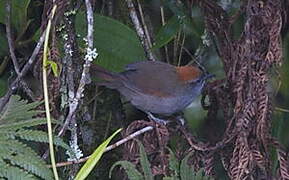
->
201, 73, 215, 81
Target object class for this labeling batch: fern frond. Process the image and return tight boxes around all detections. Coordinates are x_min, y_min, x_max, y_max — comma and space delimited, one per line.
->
0, 133, 9, 141
168, 148, 180, 178
13, 129, 70, 150
0, 118, 59, 130
6, 153, 53, 179
137, 140, 153, 180
0, 95, 42, 124
0, 139, 53, 179
109, 161, 143, 179
180, 151, 194, 180
0, 95, 69, 179
0, 139, 44, 162
0, 160, 37, 180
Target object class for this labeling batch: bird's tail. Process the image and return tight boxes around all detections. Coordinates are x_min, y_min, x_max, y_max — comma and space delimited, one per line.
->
90, 64, 117, 81
90, 64, 121, 88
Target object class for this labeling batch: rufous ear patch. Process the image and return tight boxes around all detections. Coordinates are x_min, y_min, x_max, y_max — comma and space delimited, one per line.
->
176, 66, 201, 83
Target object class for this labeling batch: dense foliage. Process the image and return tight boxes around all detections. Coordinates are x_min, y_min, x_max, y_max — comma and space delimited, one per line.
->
0, 0, 289, 179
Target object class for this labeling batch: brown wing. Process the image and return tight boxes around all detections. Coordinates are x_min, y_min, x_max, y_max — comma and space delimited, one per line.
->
120, 61, 180, 97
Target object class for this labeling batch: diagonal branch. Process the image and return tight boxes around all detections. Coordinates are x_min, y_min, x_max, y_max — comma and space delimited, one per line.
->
5, 0, 20, 75
0, 30, 46, 113
126, 0, 156, 61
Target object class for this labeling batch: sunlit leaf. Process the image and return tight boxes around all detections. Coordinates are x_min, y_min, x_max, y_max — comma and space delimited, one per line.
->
47, 60, 59, 77
75, 128, 122, 180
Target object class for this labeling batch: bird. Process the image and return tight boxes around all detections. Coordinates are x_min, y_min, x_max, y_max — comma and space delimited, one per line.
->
90, 61, 213, 124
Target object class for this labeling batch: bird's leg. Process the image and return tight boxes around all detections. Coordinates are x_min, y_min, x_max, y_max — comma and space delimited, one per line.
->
175, 115, 185, 126
146, 112, 169, 125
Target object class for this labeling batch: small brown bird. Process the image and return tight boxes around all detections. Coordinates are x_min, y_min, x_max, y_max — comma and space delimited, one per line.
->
90, 61, 212, 124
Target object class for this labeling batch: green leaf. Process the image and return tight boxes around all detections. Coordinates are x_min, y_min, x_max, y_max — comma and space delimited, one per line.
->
180, 151, 194, 180
168, 148, 180, 177
0, 161, 37, 180
12, 129, 70, 150
152, 16, 181, 50
109, 161, 143, 180
163, 177, 177, 180
32, 28, 41, 41
163, 0, 203, 39
75, 128, 122, 180
0, 118, 56, 130
137, 141, 153, 180
0, 95, 67, 179
0, 0, 31, 33
0, 139, 53, 179
152, 3, 201, 50
166, 0, 188, 18
75, 13, 145, 72
0, 95, 42, 124
47, 60, 59, 77
0, 30, 8, 57
0, 72, 9, 97
195, 169, 207, 180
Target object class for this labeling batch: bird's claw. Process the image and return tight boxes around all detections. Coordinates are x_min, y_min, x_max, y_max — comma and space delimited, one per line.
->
175, 116, 185, 126
146, 112, 169, 125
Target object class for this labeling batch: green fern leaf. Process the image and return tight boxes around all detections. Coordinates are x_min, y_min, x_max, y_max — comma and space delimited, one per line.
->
163, 177, 177, 180
12, 129, 70, 150
168, 148, 180, 177
0, 139, 53, 179
0, 139, 40, 160
180, 151, 194, 180
0, 160, 37, 180
195, 168, 209, 180
137, 140, 153, 180
6, 153, 53, 179
0, 95, 42, 124
0, 118, 48, 130
109, 161, 143, 180
0, 95, 69, 179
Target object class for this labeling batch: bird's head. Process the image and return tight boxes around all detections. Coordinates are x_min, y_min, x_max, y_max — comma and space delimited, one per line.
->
176, 66, 213, 84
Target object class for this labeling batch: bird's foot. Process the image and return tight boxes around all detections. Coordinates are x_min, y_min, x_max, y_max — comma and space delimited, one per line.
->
146, 112, 169, 125
175, 115, 185, 126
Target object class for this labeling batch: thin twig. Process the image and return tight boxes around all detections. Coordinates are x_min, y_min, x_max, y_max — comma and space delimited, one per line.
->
5, 0, 20, 74
42, 5, 59, 179
173, 30, 181, 64
107, 0, 113, 17
125, 0, 156, 61
275, 107, 289, 113
177, 32, 186, 66
104, 112, 113, 140
136, 0, 152, 48
183, 47, 196, 62
51, 126, 154, 168
0, 57, 9, 75
179, 125, 235, 152
160, 6, 170, 63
